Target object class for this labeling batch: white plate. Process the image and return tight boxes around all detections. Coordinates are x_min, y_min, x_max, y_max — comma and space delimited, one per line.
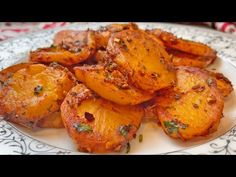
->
1, 22, 236, 155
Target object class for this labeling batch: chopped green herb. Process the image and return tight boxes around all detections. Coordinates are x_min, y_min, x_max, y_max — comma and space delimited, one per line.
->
119, 125, 131, 137
126, 142, 130, 153
34, 85, 43, 95
164, 120, 188, 134
73, 123, 93, 133
139, 134, 143, 143
164, 121, 179, 134
50, 44, 56, 48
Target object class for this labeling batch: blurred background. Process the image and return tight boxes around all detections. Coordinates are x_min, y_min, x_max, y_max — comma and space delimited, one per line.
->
0, 22, 235, 41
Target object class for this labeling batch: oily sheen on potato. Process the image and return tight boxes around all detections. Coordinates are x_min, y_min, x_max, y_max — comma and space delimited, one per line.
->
155, 66, 224, 140
30, 30, 96, 66
107, 29, 176, 93
0, 63, 75, 128
61, 84, 143, 153
74, 65, 154, 105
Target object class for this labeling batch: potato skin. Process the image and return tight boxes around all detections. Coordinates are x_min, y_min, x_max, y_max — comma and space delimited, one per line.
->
107, 29, 176, 92
61, 84, 143, 153
155, 66, 224, 140
74, 65, 154, 105
0, 63, 75, 128
167, 48, 215, 68
30, 30, 96, 66
147, 29, 217, 59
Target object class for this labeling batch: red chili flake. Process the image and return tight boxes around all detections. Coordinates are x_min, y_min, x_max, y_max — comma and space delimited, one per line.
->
84, 112, 95, 122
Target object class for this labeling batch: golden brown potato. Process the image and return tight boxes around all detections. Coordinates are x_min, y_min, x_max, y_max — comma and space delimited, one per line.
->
107, 29, 176, 92
53, 30, 96, 51
0, 63, 75, 128
94, 50, 109, 64
61, 84, 143, 153
167, 48, 215, 68
207, 71, 233, 97
105, 23, 139, 33
30, 30, 96, 66
155, 66, 224, 140
94, 23, 139, 50
0, 63, 33, 83
74, 65, 154, 105
94, 31, 110, 50
147, 29, 217, 59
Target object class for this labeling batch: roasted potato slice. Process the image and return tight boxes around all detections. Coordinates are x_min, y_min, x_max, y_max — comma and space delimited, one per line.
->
61, 84, 143, 153
0, 63, 75, 128
167, 48, 215, 68
207, 71, 233, 97
155, 66, 224, 140
147, 29, 217, 59
94, 50, 109, 64
107, 29, 176, 92
74, 65, 154, 105
94, 23, 139, 50
0, 63, 32, 83
105, 23, 139, 33
94, 31, 110, 50
30, 30, 96, 66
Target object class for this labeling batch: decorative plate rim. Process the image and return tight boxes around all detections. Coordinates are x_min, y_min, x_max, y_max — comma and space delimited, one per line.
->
0, 22, 236, 155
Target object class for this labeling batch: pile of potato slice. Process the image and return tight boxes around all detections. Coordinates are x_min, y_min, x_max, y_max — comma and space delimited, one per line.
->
0, 23, 233, 153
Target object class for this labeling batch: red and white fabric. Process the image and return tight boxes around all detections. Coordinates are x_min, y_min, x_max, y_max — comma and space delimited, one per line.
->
0, 22, 235, 42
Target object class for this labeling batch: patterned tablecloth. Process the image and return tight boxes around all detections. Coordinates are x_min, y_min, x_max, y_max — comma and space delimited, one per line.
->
0, 22, 235, 42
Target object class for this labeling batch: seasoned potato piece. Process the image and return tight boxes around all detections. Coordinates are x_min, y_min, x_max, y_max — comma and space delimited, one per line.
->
94, 31, 110, 50
0, 63, 75, 128
107, 29, 176, 92
167, 48, 215, 68
61, 84, 143, 153
30, 47, 92, 66
30, 30, 96, 66
147, 29, 217, 59
94, 23, 139, 50
206, 71, 233, 97
155, 67, 224, 140
53, 30, 96, 51
94, 50, 109, 64
105, 23, 139, 33
0, 63, 32, 83
74, 65, 154, 105
37, 111, 64, 128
